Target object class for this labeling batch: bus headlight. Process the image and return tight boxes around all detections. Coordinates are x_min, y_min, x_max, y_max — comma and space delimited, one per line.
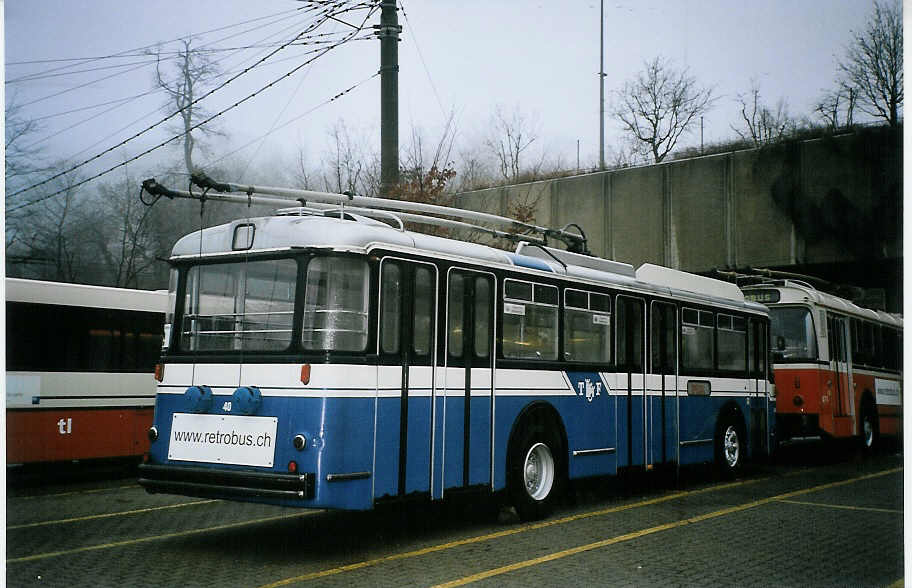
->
185, 385, 213, 413
231, 386, 262, 415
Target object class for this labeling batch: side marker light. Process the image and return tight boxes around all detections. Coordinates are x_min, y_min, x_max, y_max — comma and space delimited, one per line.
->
154, 364, 164, 382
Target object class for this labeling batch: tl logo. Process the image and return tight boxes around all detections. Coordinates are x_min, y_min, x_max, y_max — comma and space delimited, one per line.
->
57, 417, 73, 435
577, 378, 602, 403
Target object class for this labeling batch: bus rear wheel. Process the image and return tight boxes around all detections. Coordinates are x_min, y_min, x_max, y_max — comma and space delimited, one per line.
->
508, 425, 563, 521
715, 413, 745, 476
861, 402, 879, 452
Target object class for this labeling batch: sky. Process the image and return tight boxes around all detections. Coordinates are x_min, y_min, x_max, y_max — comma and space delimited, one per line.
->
4, 0, 878, 191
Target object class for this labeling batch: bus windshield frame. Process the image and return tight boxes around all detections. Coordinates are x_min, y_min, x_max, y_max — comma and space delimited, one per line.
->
769, 305, 819, 363
169, 252, 372, 358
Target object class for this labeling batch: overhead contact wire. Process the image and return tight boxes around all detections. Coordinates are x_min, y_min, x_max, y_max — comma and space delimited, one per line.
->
9, 1, 374, 202
9, 2, 380, 211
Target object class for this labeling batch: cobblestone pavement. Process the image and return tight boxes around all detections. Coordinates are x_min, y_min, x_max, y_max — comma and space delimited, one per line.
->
6, 445, 903, 587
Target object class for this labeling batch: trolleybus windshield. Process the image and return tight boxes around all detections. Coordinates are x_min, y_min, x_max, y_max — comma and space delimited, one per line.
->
769, 306, 818, 361
180, 258, 297, 351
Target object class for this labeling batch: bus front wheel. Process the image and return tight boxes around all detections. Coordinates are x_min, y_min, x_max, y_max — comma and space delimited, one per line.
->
508, 425, 562, 521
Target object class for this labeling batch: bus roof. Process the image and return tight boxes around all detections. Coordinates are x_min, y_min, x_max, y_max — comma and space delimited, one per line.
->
743, 281, 902, 328
5, 278, 167, 314
171, 213, 765, 314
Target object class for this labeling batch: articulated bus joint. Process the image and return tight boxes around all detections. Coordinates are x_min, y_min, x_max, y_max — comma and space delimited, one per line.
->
138, 464, 315, 500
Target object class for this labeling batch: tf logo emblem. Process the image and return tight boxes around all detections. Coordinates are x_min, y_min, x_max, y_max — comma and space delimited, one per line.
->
578, 378, 602, 402
567, 372, 606, 404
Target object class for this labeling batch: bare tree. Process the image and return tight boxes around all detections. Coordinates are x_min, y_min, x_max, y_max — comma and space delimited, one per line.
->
608, 136, 648, 168
5, 98, 49, 202
485, 105, 545, 183
454, 147, 492, 192
6, 168, 91, 282
321, 119, 378, 196
84, 170, 163, 288
613, 56, 714, 163
732, 82, 794, 146
815, 84, 857, 130
396, 113, 457, 201
151, 38, 224, 174
839, 0, 902, 126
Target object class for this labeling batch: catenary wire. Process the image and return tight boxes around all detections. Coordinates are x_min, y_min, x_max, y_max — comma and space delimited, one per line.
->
22, 34, 354, 149
232, 71, 378, 177
37, 39, 371, 161
9, 3, 380, 210
9, 1, 376, 201
399, 0, 447, 119
4, 5, 313, 71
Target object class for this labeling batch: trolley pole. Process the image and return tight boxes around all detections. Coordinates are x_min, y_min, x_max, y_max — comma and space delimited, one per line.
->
376, 1, 401, 197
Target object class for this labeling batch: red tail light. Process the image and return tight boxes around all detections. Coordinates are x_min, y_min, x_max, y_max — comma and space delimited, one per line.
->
288, 461, 298, 473
300, 364, 311, 385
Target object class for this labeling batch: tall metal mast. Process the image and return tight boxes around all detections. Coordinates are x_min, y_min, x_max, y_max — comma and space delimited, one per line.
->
376, 1, 401, 197
599, 0, 605, 170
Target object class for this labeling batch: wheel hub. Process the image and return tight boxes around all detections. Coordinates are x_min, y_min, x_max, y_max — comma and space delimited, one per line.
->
523, 442, 555, 501
723, 425, 740, 467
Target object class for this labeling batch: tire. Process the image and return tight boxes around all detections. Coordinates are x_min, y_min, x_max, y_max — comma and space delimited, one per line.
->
508, 424, 563, 521
860, 401, 879, 453
715, 412, 745, 476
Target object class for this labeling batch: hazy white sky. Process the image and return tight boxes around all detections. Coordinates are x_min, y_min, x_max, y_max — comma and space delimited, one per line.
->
4, 0, 876, 185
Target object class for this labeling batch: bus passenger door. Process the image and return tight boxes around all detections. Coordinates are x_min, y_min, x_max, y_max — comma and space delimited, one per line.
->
617, 295, 646, 470
649, 301, 677, 469
442, 269, 495, 494
749, 318, 770, 456
376, 259, 438, 498
827, 315, 853, 434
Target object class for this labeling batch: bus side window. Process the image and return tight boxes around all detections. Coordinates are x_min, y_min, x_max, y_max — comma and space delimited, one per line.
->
872, 324, 884, 369
681, 308, 713, 373
412, 267, 434, 357
473, 277, 491, 359
649, 302, 675, 374
616, 296, 643, 371
564, 289, 611, 364
380, 263, 402, 355
748, 319, 767, 379
502, 280, 558, 360
851, 319, 863, 365
717, 314, 747, 373
883, 328, 899, 371
447, 273, 465, 359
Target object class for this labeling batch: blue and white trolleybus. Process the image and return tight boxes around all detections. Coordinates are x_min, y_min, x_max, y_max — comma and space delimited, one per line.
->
138, 175, 775, 520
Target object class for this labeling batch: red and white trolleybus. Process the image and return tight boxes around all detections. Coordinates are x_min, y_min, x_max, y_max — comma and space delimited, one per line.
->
742, 280, 902, 449
6, 278, 167, 464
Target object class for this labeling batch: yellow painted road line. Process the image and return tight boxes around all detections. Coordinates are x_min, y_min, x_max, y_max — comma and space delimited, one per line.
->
258, 476, 767, 588
10, 484, 138, 500
7, 499, 219, 530
777, 499, 902, 514
434, 467, 902, 587
7, 510, 320, 564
